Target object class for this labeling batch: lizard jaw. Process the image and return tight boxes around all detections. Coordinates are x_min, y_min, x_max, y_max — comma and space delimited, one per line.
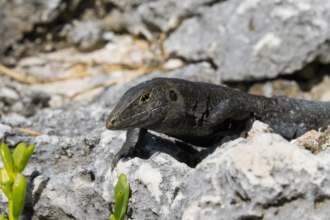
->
106, 107, 162, 130
106, 112, 147, 130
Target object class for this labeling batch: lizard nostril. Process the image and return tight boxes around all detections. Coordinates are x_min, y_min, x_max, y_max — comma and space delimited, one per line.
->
106, 115, 117, 129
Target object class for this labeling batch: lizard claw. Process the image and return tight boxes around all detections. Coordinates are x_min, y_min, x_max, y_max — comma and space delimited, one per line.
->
111, 146, 135, 172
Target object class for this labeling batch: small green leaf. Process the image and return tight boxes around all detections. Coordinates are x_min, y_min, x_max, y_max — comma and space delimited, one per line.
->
0, 215, 8, 220
11, 173, 26, 220
114, 174, 129, 220
12, 143, 26, 173
109, 214, 116, 220
0, 168, 13, 186
0, 184, 12, 200
114, 191, 125, 219
0, 143, 14, 175
15, 144, 34, 173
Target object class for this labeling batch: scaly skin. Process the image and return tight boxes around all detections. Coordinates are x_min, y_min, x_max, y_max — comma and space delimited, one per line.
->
106, 78, 330, 169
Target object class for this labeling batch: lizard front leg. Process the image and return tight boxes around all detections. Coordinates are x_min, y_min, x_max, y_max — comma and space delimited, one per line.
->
208, 99, 250, 125
111, 128, 147, 171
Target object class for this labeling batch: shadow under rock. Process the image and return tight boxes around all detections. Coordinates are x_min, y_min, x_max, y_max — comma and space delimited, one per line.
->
129, 132, 240, 168
21, 171, 50, 220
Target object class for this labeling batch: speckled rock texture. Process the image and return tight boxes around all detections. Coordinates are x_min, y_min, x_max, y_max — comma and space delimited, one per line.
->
2, 110, 330, 220
0, 105, 194, 220
164, 0, 330, 81
0, 0, 63, 65
169, 133, 330, 220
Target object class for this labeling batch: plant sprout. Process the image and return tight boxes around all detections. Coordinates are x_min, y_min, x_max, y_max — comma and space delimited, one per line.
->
110, 173, 130, 220
0, 143, 34, 220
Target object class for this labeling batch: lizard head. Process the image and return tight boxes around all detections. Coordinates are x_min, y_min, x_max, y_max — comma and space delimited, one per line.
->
106, 78, 181, 130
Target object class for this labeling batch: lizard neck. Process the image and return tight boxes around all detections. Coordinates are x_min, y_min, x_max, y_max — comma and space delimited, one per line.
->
220, 86, 273, 116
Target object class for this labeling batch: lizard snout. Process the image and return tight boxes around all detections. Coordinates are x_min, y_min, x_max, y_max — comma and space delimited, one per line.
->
106, 114, 118, 130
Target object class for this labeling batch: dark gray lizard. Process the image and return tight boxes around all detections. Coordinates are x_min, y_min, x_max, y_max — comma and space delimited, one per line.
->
106, 78, 330, 169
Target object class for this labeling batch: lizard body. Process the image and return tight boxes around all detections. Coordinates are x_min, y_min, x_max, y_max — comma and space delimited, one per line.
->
106, 78, 330, 169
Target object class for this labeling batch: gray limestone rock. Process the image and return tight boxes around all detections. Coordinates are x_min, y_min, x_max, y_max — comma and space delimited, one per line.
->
0, 0, 62, 65
0, 123, 14, 142
67, 20, 106, 52
0, 104, 194, 220
169, 133, 330, 220
164, 0, 330, 81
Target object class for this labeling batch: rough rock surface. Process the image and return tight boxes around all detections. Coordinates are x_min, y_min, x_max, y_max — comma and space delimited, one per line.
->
2, 108, 330, 219
246, 120, 274, 139
0, 104, 195, 220
291, 127, 330, 155
164, 0, 330, 81
249, 79, 311, 100
0, 0, 63, 65
170, 133, 330, 220
310, 75, 330, 102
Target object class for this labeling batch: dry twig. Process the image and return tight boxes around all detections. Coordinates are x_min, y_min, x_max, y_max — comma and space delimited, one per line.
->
13, 127, 41, 136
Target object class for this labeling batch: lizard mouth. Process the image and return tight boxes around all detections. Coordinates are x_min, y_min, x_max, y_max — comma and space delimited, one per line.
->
106, 107, 163, 130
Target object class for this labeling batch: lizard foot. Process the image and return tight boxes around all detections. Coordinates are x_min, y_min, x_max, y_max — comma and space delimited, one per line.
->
111, 146, 135, 172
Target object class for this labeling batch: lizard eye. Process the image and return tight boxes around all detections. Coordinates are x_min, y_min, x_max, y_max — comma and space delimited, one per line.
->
169, 90, 177, 101
140, 93, 151, 103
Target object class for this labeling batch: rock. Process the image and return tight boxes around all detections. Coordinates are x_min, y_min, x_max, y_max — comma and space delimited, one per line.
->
67, 20, 106, 52
137, 0, 222, 33
3, 34, 159, 106
103, 9, 153, 40
170, 133, 330, 220
310, 75, 330, 101
10, 101, 36, 117
164, 0, 330, 81
163, 59, 185, 70
246, 120, 274, 139
0, 87, 20, 105
0, 123, 14, 142
249, 79, 310, 99
0, 0, 63, 65
291, 129, 329, 155
104, 0, 218, 39
0, 82, 50, 117
0, 104, 193, 219
17, 34, 155, 67
0, 115, 32, 128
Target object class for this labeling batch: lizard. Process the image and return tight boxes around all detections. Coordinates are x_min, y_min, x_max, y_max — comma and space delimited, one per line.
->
106, 77, 330, 169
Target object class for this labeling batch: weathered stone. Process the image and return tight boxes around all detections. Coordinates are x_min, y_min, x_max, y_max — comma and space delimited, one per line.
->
67, 20, 106, 52
0, 104, 193, 219
249, 79, 311, 99
292, 130, 329, 155
0, 87, 20, 104
0, 0, 63, 65
310, 75, 330, 101
170, 134, 330, 220
246, 120, 274, 139
164, 0, 330, 81
0, 123, 14, 142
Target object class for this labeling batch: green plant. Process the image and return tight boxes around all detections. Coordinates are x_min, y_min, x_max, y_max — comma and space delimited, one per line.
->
109, 173, 130, 220
0, 143, 34, 220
